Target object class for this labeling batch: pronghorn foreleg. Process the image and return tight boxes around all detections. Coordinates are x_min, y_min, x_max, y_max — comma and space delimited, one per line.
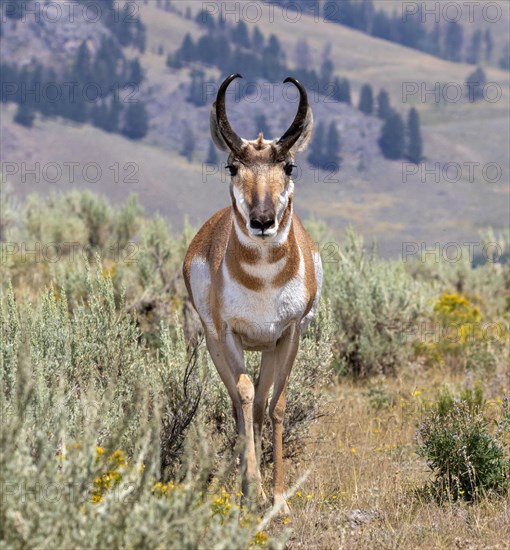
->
204, 332, 260, 505
252, 352, 275, 503
268, 323, 300, 515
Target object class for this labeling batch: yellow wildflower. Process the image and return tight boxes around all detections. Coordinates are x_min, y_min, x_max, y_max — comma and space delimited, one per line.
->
254, 531, 268, 547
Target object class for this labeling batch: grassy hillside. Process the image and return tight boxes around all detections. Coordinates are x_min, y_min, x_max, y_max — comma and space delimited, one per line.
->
1, 0, 509, 257
3, 97, 508, 259
0, 102, 225, 226
378, 0, 510, 54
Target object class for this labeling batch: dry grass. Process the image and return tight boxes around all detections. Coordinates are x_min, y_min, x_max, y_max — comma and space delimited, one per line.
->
258, 361, 510, 548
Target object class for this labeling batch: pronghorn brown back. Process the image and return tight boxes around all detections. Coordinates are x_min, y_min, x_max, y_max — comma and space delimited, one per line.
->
183, 74, 322, 514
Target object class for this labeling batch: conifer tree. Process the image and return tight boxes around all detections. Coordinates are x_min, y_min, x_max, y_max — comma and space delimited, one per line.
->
252, 27, 265, 49
307, 121, 325, 168
338, 78, 351, 104
122, 102, 149, 140
499, 42, 510, 71
92, 101, 122, 133
72, 41, 92, 83
195, 8, 215, 30
206, 140, 218, 165
39, 68, 59, 117
187, 70, 207, 107
108, 101, 122, 133
377, 89, 392, 119
427, 24, 442, 57
378, 111, 405, 159
180, 34, 195, 62
134, 19, 146, 53
326, 121, 342, 170
181, 124, 195, 162
371, 10, 392, 40
406, 107, 422, 164
90, 103, 109, 131
444, 22, 463, 62
466, 29, 482, 64
358, 84, 373, 114
128, 58, 144, 86
320, 58, 334, 91
232, 21, 250, 48
295, 39, 311, 70
465, 67, 486, 102
484, 29, 493, 62
14, 102, 35, 128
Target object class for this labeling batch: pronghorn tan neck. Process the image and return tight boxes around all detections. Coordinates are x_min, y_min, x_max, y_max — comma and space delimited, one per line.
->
226, 191, 298, 292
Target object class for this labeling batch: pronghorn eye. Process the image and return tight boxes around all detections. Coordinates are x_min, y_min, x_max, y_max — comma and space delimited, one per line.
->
284, 163, 295, 176
225, 164, 238, 177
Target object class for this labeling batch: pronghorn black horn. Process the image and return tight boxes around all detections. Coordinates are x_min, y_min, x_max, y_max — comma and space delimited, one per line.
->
276, 77, 309, 155
215, 73, 245, 158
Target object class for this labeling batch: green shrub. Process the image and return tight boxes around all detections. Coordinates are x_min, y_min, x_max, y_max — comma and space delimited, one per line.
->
416, 387, 510, 502
366, 383, 394, 410
1, 226, 333, 547
322, 228, 428, 376
1, 270, 288, 548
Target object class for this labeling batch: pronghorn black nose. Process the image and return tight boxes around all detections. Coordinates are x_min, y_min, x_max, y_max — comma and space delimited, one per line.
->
250, 216, 275, 233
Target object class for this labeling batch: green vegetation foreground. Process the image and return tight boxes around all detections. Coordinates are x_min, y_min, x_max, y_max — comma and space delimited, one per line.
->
1, 189, 509, 548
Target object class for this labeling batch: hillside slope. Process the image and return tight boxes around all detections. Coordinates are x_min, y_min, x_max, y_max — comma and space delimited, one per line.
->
1, 0, 508, 257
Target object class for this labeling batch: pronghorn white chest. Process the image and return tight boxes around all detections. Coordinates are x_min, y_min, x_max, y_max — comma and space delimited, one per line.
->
187, 248, 309, 352
221, 248, 308, 349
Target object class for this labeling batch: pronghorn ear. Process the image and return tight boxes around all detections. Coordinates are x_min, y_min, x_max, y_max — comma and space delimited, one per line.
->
210, 102, 230, 152
289, 107, 314, 153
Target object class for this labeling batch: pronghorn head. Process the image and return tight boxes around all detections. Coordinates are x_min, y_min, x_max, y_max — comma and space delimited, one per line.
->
210, 74, 313, 240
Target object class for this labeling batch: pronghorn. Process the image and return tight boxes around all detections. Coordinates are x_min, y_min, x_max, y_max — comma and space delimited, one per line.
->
183, 73, 322, 514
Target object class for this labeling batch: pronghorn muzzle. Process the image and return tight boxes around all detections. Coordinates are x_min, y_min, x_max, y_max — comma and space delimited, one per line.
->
249, 198, 276, 235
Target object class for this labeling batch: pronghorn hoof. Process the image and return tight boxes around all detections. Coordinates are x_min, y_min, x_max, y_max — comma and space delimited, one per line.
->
241, 484, 268, 511
273, 497, 291, 517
